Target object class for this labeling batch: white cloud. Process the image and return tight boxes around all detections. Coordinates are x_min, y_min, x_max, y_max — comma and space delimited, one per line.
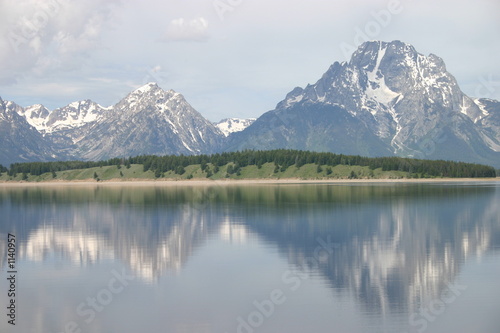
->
0, 0, 122, 84
0, 0, 498, 118
163, 17, 209, 42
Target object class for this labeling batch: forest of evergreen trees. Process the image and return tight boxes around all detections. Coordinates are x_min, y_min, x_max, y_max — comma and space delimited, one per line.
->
1, 150, 497, 178
4, 158, 125, 177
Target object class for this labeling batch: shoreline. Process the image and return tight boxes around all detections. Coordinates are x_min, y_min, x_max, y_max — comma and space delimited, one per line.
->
0, 177, 499, 187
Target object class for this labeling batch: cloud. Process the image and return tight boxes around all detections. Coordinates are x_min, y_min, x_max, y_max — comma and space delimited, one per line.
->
1, 0, 498, 117
163, 17, 209, 42
0, 0, 122, 84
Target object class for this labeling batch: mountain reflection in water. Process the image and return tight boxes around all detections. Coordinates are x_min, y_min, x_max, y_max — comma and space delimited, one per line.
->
0, 183, 499, 332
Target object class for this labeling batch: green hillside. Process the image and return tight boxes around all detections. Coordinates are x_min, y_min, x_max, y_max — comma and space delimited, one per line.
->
0, 163, 413, 182
0, 149, 496, 182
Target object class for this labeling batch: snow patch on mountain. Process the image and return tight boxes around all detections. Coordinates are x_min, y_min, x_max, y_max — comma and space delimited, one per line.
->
45, 100, 106, 133
134, 82, 158, 94
227, 40, 500, 167
215, 118, 256, 137
365, 45, 400, 107
473, 98, 490, 117
18, 104, 50, 131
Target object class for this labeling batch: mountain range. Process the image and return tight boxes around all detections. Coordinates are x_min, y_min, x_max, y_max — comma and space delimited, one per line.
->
1, 40, 499, 167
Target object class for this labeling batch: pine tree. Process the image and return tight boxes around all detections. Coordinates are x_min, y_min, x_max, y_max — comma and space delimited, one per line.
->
175, 166, 185, 175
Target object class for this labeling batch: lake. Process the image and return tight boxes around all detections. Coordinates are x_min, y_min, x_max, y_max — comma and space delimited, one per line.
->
0, 182, 499, 333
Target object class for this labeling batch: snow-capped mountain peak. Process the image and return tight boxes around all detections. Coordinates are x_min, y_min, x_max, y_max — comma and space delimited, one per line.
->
70, 82, 223, 160
44, 100, 106, 133
17, 104, 51, 131
3, 82, 224, 164
362, 43, 400, 108
215, 118, 256, 137
228, 40, 500, 167
133, 82, 160, 94
2, 41, 500, 168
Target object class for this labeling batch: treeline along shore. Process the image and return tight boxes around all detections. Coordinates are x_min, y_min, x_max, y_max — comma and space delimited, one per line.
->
0, 150, 497, 182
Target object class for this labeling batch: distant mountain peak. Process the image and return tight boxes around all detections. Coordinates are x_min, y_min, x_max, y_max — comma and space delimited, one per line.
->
228, 40, 500, 167
133, 82, 160, 94
215, 118, 256, 137
122, 83, 187, 114
278, 39, 462, 115
1, 82, 224, 166
2, 40, 500, 168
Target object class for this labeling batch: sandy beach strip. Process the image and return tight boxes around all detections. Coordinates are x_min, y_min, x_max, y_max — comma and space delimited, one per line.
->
0, 177, 499, 187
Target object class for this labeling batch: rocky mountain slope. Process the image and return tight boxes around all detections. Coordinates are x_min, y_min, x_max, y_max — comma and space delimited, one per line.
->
1, 40, 499, 168
64, 83, 223, 161
214, 118, 256, 137
0, 83, 224, 165
226, 41, 500, 167
0, 98, 59, 165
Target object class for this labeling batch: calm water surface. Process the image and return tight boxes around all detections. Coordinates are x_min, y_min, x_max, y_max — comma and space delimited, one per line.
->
0, 182, 499, 333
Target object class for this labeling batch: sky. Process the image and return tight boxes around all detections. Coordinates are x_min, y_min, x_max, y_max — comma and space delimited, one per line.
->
0, 0, 499, 122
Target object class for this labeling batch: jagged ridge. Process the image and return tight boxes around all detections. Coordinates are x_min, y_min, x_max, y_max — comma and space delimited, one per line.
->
227, 40, 500, 167
1, 41, 500, 167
